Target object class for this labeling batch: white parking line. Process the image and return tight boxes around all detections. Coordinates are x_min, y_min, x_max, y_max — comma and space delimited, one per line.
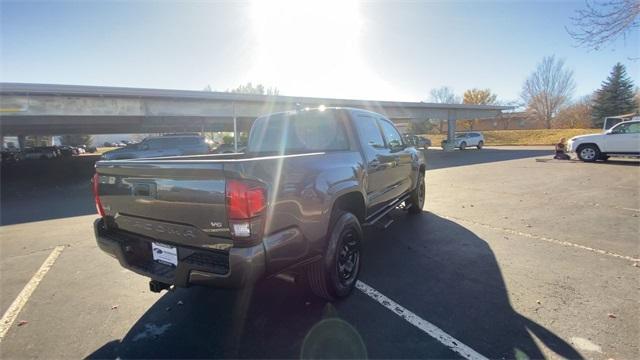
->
356, 281, 489, 360
442, 215, 640, 263
0, 246, 65, 342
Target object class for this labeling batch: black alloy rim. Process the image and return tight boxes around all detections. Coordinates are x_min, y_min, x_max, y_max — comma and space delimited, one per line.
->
337, 230, 359, 285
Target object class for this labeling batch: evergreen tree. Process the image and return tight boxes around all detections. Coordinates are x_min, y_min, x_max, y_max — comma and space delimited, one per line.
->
591, 63, 637, 127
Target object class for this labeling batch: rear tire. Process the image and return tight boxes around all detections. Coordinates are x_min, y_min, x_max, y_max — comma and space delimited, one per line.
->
307, 211, 362, 301
408, 172, 425, 214
459, 142, 467, 150
577, 144, 599, 162
477, 141, 484, 149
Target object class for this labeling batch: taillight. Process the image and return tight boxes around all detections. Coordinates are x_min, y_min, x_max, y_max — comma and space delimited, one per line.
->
92, 173, 106, 217
226, 179, 266, 246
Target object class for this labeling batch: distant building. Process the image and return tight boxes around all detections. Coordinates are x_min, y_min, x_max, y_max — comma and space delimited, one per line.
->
430, 112, 547, 133
470, 112, 547, 131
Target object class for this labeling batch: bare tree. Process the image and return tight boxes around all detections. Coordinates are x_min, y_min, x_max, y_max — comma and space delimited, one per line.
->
428, 86, 461, 104
568, 0, 640, 50
521, 56, 576, 129
228, 82, 280, 95
555, 95, 594, 129
428, 87, 461, 133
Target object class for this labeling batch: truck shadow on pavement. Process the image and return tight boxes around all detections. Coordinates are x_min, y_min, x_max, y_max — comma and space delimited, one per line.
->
87, 212, 583, 359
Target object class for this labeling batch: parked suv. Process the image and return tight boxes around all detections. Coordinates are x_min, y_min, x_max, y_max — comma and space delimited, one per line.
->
101, 134, 210, 160
441, 132, 485, 150
568, 120, 640, 162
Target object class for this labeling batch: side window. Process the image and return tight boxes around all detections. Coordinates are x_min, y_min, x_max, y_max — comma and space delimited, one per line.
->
611, 123, 631, 134
354, 115, 385, 149
627, 123, 640, 133
378, 119, 403, 149
179, 137, 202, 146
150, 138, 180, 149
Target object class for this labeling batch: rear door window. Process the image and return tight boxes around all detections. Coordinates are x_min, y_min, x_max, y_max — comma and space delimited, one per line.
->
354, 115, 385, 150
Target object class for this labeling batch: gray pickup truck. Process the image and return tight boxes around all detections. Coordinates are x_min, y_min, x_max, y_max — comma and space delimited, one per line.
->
93, 107, 426, 300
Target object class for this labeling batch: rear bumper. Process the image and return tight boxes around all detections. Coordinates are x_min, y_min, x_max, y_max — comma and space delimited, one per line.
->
94, 218, 266, 288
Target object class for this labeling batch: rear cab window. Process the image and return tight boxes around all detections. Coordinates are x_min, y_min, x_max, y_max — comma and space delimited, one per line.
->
248, 109, 349, 154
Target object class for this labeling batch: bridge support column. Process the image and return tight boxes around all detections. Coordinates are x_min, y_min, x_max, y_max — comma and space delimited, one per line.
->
443, 110, 457, 151
233, 102, 238, 153
18, 135, 26, 149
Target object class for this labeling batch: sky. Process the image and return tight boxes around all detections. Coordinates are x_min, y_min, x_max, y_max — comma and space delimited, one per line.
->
1, 0, 638, 104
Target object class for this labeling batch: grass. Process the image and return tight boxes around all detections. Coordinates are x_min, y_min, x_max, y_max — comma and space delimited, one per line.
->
424, 129, 601, 147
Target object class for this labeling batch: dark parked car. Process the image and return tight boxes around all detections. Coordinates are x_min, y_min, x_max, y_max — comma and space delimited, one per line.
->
403, 134, 431, 149
93, 108, 426, 300
213, 143, 246, 154
58, 146, 79, 157
101, 134, 210, 160
23, 147, 58, 160
1, 150, 23, 164
43, 146, 62, 158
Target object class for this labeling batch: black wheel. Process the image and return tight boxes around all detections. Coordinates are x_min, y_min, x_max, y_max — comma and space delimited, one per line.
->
408, 172, 425, 214
477, 141, 484, 149
577, 144, 599, 162
459, 142, 467, 150
307, 211, 362, 301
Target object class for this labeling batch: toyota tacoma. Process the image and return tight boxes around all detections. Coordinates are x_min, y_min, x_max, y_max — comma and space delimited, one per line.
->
93, 107, 426, 300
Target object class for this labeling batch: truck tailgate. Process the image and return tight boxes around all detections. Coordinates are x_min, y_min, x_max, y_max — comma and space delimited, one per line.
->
95, 160, 233, 250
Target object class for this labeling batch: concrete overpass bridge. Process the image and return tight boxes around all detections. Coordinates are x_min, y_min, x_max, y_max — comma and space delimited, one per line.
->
0, 83, 512, 147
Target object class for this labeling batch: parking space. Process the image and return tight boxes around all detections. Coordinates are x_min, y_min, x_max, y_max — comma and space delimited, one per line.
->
0, 147, 638, 359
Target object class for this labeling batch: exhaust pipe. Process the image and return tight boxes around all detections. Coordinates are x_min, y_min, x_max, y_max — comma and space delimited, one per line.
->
149, 280, 171, 293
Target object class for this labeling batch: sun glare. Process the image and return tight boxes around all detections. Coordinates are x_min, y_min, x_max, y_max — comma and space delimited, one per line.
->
248, 0, 400, 100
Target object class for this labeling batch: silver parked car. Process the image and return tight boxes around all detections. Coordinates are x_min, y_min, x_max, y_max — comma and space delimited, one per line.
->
442, 132, 485, 150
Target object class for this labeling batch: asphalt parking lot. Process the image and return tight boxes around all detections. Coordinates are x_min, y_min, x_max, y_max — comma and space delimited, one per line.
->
1, 147, 638, 359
